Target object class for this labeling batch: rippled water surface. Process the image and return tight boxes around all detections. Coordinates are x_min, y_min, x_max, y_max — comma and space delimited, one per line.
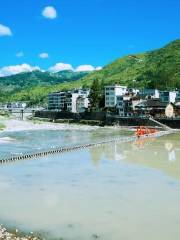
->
0, 128, 180, 240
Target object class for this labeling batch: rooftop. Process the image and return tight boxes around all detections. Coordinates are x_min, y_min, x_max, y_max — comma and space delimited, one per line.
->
135, 99, 167, 108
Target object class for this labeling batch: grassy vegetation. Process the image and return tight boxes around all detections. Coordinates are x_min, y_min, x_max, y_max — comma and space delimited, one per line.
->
0, 122, 6, 130
79, 39, 180, 89
1, 39, 180, 106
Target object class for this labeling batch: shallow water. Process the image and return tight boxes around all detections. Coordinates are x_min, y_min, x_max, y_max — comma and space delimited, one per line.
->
0, 129, 180, 240
0, 127, 130, 158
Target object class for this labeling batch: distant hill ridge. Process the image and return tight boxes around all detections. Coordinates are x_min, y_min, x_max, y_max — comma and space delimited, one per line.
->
0, 39, 179, 105
0, 70, 89, 92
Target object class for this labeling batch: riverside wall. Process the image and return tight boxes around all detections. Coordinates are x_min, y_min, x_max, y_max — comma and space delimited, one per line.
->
154, 118, 180, 129
34, 111, 180, 128
34, 111, 106, 125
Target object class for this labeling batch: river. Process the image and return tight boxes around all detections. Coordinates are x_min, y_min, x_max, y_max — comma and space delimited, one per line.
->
0, 123, 180, 240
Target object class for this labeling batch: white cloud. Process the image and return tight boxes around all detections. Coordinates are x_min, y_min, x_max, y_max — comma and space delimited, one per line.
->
0, 24, 12, 36
95, 66, 103, 71
75, 65, 102, 72
0, 62, 102, 77
0, 64, 40, 77
49, 63, 73, 72
49, 63, 103, 73
16, 52, 24, 58
42, 6, 57, 19
39, 53, 49, 59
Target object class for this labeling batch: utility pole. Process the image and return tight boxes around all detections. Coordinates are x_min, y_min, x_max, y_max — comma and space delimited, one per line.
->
21, 109, 24, 120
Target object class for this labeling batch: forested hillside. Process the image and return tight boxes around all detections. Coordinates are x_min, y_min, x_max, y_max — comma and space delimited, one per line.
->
0, 39, 179, 105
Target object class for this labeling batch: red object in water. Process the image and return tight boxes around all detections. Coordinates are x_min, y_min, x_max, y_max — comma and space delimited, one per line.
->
135, 126, 157, 137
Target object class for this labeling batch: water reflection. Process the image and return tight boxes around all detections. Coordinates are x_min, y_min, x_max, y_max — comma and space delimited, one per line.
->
89, 134, 180, 179
0, 128, 132, 158
165, 142, 176, 162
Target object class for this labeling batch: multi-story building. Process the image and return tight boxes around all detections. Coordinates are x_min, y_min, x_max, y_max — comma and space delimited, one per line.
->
76, 95, 90, 113
48, 89, 90, 113
126, 88, 139, 95
116, 96, 141, 116
175, 91, 180, 102
139, 89, 160, 99
105, 85, 127, 108
65, 92, 80, 113
65, 89, 90, 113
48, 92, 66, 111
116, 96, 124, 116
160, 91, 177, 103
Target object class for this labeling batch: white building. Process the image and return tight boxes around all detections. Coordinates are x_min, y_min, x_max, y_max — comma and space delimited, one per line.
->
126, 88, 139, 95
76, 96, 90, 113
105, 85, 127, 108
65, 89, 90, 113
160, 91, 177, 103
48, 89, 90, 113
65, 92, 81, 113
139, 89, 160, 99
7, 102, 27, 109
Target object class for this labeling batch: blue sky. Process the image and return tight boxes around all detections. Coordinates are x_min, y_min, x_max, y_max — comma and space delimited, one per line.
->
0, 0, 179, 75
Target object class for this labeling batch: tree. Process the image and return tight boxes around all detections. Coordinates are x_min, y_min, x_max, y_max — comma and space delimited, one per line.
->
99, 79, 105, 109
89, 79, 101, 111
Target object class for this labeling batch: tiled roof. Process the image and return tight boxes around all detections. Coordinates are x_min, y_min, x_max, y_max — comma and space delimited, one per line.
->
135, 99, 167, 108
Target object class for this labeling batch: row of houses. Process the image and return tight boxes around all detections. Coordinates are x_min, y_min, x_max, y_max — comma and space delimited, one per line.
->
3, 85, 179, 118
105, 85, 180, 117
105, 86, 179, 108
47, 85, 180, 118
0, 102, 27, 109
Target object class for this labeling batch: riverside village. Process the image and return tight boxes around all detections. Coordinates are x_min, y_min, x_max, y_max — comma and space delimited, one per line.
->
1, 84, 180, 128
0, 0, 180, 239
1, 82, 180, 240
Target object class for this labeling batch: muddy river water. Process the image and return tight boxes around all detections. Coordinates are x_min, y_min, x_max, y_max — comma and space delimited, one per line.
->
0, 127, 180, 240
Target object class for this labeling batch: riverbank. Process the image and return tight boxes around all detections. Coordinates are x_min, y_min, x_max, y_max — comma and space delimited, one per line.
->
0, 225, 43, 240
34, 110, 180, 129
0, 117, 101, 133
0, 116, 135, 135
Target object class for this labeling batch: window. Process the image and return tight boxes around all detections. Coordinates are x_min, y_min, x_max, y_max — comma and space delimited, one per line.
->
118, 102, 123, 106
164, 92, 169, 96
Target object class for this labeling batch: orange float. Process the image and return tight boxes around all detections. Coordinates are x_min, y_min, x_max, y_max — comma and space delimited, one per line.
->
135, 126, 157, 137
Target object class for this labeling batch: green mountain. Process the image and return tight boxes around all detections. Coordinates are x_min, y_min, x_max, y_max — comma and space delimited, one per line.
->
0, 70, 89, 92
1, 39, 180, 106
80, 39, 180, 89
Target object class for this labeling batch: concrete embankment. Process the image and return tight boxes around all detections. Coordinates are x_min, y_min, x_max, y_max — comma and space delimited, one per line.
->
34, 110, 180, 128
